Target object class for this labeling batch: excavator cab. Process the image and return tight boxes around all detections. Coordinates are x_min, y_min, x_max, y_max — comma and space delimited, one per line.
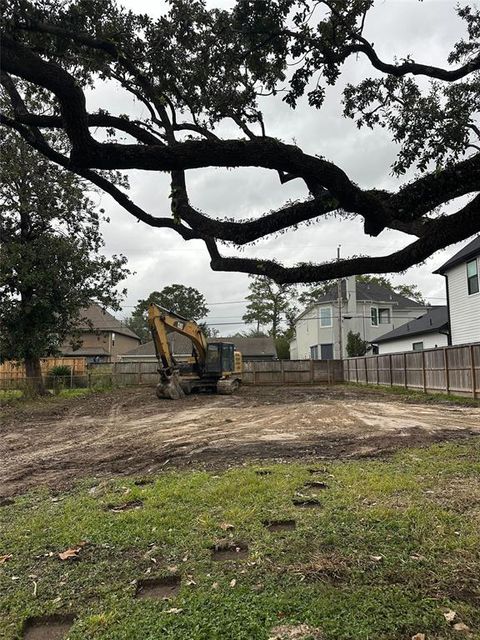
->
148, 303, 242, 399
205, 343, 235, 374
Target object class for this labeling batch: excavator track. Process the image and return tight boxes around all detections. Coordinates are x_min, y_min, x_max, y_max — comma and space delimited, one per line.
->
217, 379, 241, 395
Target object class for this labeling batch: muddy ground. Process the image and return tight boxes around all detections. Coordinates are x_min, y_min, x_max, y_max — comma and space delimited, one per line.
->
1, 385, 480, 498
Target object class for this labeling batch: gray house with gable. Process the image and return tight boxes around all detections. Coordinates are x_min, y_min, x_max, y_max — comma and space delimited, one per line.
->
290, 275, 427, 360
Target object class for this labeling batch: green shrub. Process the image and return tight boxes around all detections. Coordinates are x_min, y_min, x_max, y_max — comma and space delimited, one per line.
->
47, 365, 72, 393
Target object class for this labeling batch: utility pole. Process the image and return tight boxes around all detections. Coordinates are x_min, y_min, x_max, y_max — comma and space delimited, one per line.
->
337, 246, 343, 359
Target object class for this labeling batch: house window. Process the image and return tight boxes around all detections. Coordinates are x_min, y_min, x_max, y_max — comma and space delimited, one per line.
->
371, 307, 390, 325
320, 306, 332, 327
412, 341, 424, 351
467, 259, 479, 295
378, 308, 391, 324
321, 343, 334, 360
310, 345, 318, 359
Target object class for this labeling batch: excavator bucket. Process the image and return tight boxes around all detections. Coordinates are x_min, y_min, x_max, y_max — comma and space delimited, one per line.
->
156, 373, 185, 400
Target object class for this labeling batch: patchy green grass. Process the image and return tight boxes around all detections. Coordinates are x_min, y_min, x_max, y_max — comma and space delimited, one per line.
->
0, 387, 101, 407
0, 390, 23, 401
1, 441, 480, 640
343, 382, 480, 407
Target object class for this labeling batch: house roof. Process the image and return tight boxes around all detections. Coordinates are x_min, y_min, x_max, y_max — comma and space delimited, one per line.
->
123, 335, 277, 358
76, 305, 140, 340
209, 336, 277, 358
433, 236, 480, 275
315, 280, 424, 307
373, 306, 449, 343
296, 278, 424, 322
62, 347, 110, 357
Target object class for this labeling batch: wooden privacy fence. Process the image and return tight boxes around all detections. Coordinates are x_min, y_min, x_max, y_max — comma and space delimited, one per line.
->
0, 357, 86, 382
87, 359, 344, 387
88, 361, 159, 387
242, 359, 343, 385
344, 343, 480, 398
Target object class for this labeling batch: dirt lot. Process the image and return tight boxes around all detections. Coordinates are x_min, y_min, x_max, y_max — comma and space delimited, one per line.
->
1, 385, 480, 498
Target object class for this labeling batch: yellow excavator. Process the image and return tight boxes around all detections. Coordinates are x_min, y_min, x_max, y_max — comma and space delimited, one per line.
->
147, 303, 242, 399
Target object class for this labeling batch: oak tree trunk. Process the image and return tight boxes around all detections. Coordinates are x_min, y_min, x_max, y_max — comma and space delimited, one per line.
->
24, 355, 47, 396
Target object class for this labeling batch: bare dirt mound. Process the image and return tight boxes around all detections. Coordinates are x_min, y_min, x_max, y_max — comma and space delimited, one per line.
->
1, 385, 479, 497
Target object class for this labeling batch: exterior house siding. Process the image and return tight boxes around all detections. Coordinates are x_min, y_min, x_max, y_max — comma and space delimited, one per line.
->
446, 261, 480, 344
377, 332, 448, 354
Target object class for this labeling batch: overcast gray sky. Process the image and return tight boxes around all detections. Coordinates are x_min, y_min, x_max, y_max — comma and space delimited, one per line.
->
87, 0, 475, 333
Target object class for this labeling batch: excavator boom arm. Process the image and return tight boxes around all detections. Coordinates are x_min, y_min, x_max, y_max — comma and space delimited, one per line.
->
148, 304, 208, 369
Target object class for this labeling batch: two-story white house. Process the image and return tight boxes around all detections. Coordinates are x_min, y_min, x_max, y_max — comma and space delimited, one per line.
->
290, 275, 427, 359
434, 236, 480, 345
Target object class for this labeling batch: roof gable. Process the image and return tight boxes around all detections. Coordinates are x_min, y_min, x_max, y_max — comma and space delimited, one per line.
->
434, 236, 480, 274
297, 279, 424, 320
76, 305, 140, 340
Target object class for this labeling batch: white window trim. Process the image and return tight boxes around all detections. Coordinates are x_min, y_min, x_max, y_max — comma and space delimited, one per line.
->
370, 306, 378, 326
319, 305, 333, 328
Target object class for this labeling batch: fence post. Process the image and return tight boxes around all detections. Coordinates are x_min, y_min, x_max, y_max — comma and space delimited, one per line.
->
364, 357, 368, 385
139, 362, 143, 386
310, 358, 314, 384
281, 360, 286, 385
326, 359, 331, 385
389, 354, 393, 386
403, 353, 408, 388
422, 350, 427, 393
470, 345, 477, 399
253, 364, 257, 386
376, 356, 380, 385
444, 348, 450, 394
355, 358, 358, 383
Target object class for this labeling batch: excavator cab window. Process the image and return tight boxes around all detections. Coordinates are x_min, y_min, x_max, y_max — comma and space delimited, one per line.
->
205, 343, 235, 374
222, 343, 234, 372
206, 344, 222, 373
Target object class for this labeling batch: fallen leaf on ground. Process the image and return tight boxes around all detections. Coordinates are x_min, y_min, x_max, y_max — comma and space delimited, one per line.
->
212, 582, 219, 589
229, 579, 236, 588
369, 555, 383, 562
109, 500, 142, 512
453, 623, 471, 634
58, 547, 82, 560
166, 608, 183, 614
220, 522, 235, 531
444, 610, 457, 623
411, 634, 426, 640
0, 554, 12, 564
269, 623, 324, 639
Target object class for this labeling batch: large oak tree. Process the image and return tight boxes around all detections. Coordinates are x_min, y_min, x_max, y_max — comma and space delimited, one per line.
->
0, 128, 130, 394
1, 0, 479, 284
